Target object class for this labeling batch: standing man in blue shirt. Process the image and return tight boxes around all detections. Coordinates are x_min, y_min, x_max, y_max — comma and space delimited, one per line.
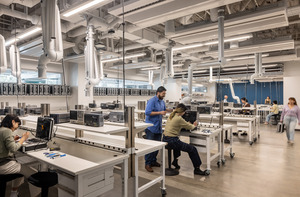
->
145, 86, 169, 172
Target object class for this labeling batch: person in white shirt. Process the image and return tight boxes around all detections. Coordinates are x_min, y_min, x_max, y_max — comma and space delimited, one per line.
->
224, 95, 228, 102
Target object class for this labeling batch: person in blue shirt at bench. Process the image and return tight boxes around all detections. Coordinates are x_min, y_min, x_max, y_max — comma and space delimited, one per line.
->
144, 86, 172, 172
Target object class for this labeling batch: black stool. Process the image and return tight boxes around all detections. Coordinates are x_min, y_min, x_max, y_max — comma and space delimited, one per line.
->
28, 172, 58, 197
165, 145, 179, 176
0, 173, 24, 197
271, 114, 279, 125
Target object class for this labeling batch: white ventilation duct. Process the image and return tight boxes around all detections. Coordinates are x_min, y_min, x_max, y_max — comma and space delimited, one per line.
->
250, 53, 263, 84
0, 0, 40, 8
165, 42, 174, 77
9, 45, 21, 85
0, 7, 40, 25
0, 35, 7, 74
38, 0, 63, 78
148, 70, 154, 87
85, 25, 103, 96
229, 81, 240, 104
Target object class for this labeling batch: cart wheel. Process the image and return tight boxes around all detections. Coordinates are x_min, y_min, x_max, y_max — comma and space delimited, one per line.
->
161, 189, 167, 196
254, 137, 257, 142
249, 141, 253, 145
217, 161, 220, 168
222, 159, 226, 165
205, 170, 210, 176
230, 153, 235, 158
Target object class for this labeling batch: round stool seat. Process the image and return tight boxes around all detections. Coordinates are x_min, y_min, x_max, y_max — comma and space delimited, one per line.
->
28, 172, 58, 188
0, 173, 24, 182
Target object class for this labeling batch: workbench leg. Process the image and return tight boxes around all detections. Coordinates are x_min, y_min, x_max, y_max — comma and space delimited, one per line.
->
206, 137, 211, 171
218, 131, 222, 162
122, 158, 128, 197
230, 128, 233, 154
160, 146, 166, 195
134, 155, 139, 197
249, 121, 253, 145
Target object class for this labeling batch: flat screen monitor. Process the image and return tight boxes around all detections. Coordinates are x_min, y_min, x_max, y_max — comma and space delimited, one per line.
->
182, 111, 198, 124
212, 103, 219, 108
223, 103, 229, 107
36, 117, 54, 140
233, 103, 242, 108
197, 106, 211, 114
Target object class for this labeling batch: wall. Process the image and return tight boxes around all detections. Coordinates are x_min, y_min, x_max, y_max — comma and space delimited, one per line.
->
283, 61, 300, 104
216, 81, 283, 104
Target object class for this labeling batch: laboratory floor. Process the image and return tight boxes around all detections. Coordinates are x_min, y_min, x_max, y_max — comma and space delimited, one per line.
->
13, 124, 300, 197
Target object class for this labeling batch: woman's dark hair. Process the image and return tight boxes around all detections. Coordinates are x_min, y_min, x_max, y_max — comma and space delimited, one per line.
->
0, 114, 21, 128
241, 97, 246, 101
267, 96, 270, 99
289, 97, 297, 105
273, 100, 277, 104
176, 103, 188, 112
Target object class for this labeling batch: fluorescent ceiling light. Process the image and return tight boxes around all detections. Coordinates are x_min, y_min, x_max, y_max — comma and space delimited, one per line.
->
173, 34, 253, 51
5, 38, 19, 46
175, 70, 207, 75
227, 53, 269, 61
222, 67, 254, 71
18, 27, 42, 39
140, 66, 160, 71
262, 64, 279, 68
102, 52, 146, 63
63, 0, 107, 17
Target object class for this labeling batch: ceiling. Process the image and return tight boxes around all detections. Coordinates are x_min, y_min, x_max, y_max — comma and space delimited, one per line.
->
1, 0, 300, 82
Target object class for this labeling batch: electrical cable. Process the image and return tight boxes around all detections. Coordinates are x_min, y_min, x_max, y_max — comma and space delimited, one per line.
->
61, 59, 69, 111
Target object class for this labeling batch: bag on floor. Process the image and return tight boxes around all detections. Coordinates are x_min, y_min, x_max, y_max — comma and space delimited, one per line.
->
277, 122, 285, 133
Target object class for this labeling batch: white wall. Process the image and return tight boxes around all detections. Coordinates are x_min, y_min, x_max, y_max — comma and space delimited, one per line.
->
283, 61, 300, 104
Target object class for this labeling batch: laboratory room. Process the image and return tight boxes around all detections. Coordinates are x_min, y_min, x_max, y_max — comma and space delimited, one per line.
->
1, 0, 300, 197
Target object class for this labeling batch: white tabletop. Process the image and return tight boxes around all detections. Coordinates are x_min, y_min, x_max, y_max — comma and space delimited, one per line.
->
104, 121, 152, 130
27, 150, 100, 176
56, 123, 129, 134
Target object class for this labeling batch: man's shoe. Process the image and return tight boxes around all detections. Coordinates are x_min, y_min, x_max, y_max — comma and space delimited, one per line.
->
145, 165, 154, 172
194, 168, 208, 176
151, 162, 161, 167
172, 159, 180, 169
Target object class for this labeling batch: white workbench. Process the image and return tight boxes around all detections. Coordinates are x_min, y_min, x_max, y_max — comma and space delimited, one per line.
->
199, 114, 260, 145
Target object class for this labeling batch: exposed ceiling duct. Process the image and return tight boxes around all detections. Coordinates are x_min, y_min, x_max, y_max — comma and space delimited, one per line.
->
0, 0, 40, 8
0, 34, 7, 73
108, 0, 242, 30
170, 4, 289, 44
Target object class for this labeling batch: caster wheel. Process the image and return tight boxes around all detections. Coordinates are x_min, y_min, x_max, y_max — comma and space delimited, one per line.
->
217, 161, 220, 168
222, 159, 226, 165
161, 189, 167, 196
230, 153, 235, 158
224, 139, 230, 144
205, 170, 210, 176
249, 141, 253, 145
254, 137, 257, 142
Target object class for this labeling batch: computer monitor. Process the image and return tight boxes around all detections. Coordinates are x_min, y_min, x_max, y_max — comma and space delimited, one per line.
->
212, 103, 220, 108
35, 117, 54, 140
182, 111, 198, 124
197, 106, 211, 114
233, 103, 242, 108
223, 103, 229, 107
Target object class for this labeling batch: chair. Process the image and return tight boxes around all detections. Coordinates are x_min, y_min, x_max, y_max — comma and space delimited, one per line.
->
28, 171, 58, 197
271, 114, 279, 125
165, 145, 179, 176
0, 173, 24, 197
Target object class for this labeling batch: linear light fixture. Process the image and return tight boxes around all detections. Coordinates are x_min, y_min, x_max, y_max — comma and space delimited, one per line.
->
140, 66, 160, 71
101, 52, 146, 63
227, 53, 269, 61
173, 34, 253, 51
5, 27, 42, 47
63, 0, 107, 17
222, 67, 254, 71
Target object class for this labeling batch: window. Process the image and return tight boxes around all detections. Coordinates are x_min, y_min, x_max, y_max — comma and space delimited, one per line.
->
96, 78, 152, 89
0, 69, 62, 85
181, 85, 207, 93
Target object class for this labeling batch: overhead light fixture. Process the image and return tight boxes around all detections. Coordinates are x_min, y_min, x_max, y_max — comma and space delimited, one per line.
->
175, 70, 207, 75
262, 64, 279, 68
227, 53, 269, 61
173, 34, 253, 51
140, 66, 160, 71
222, 67, 254, 71
63, 0, 107, 17
102, 52, 146, 63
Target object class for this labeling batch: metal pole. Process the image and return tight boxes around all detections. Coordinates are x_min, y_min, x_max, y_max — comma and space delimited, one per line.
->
218, 7, 225, 65
125, 106, 135, 177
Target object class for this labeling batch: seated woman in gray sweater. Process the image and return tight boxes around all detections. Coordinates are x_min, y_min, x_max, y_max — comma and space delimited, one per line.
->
162, 103, 208, 176
0, 114, 29, 197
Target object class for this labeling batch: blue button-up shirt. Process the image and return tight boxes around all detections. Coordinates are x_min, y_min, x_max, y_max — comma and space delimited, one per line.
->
145, 96, 166, 134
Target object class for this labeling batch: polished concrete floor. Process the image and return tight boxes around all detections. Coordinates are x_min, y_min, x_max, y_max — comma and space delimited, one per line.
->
11, 124, 300, 197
